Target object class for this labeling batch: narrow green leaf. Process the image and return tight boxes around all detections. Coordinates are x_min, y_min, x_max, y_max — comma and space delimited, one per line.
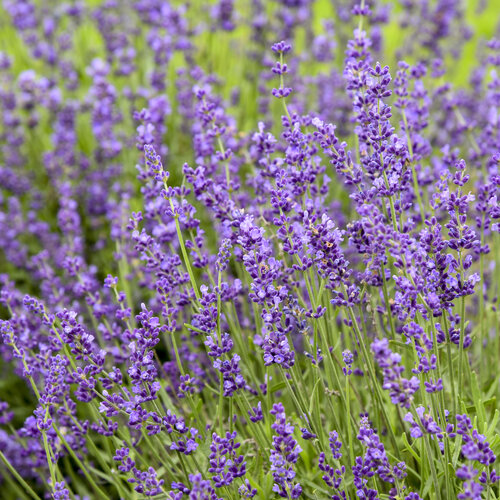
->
308, 377, 322, 416
422, 472, 435, 499
487, 410, 500, 438
401, 432, 421, 465
269, 381, 286, 393
452, 435, 463, 467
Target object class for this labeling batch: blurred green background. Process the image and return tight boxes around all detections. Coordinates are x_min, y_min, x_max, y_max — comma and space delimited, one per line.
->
1, 0, 498, 125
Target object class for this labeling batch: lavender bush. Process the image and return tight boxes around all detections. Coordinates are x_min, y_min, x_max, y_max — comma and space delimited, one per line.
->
0, 0, 499, 499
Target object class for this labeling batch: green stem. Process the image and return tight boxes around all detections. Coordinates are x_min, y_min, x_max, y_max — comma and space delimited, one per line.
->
423, 433, 442, 500
168, 198, 201, 302
401, 109, 426, 223
345, 375, 354, 465
442, 312, 457, 417
41, 424, 58, 494
343, 291, 400, 454
279, 52, 292, 121
380, 262, 396, 340
383, 171, 399, 233
0, 450, 42, 500
52, 425, 108, 499
457, 294, 466, 399
479, 228, 485, 383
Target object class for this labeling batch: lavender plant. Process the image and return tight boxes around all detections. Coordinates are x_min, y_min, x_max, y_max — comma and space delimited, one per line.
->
0, 1, 500, 499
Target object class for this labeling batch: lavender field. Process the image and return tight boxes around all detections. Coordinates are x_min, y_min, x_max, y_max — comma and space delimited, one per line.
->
0, 0, 499, 499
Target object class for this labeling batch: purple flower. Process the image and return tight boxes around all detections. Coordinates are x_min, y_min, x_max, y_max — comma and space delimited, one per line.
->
342, 350, 354, 376
354, 416, 407, 494
456, 414, 496, 465
209, 431, 246, 487
239, 479, 257, 498
404, 406, 442, 439
329, 431, 343, 460
248, 401, 263, 423
269, 403, 302, 498
371, 338, 420, 408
